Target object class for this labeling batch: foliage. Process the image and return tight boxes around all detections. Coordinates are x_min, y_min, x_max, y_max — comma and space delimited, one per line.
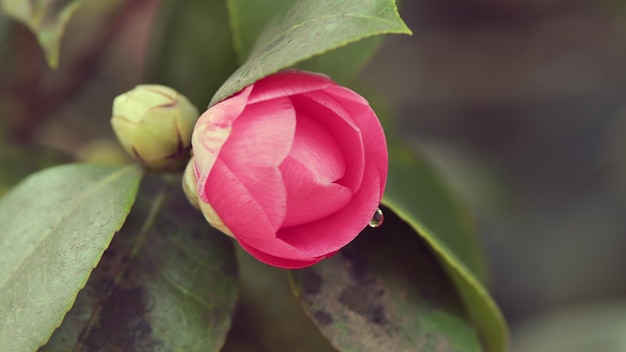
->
40, 175, 238, 351
0, 0, 508, 351
0, 164, 142, 351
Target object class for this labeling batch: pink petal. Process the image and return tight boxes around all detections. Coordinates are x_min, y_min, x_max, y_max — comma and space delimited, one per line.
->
289, 110, 345, 183
247, 70, 334, 104
217, 159, 287, 231
205, 158, 284, 232
280, 155, 353, 228
219, 96, 296, 168
206, 159, 315, 261
193, 86, 252, 202
277, 164, 381, 257
326, 86, 388, 198
238, 239, 322, 269
240, 234, 324, 261
211, 96, 296, 231
290, 91, 365, 192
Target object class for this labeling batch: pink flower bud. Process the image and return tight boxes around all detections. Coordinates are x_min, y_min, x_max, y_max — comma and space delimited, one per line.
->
185, 70, 388, 268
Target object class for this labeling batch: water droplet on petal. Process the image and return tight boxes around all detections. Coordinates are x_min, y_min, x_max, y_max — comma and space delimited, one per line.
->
368, 208, 384, 228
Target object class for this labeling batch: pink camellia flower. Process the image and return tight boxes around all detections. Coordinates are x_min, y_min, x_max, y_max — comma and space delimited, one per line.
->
184, 70, 387, 269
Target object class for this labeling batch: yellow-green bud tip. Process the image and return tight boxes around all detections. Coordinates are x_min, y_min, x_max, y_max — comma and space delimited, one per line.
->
111, 84, 199, 170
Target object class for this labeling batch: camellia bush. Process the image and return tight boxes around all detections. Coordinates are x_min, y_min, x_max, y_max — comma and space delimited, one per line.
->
0, 0, 508, 351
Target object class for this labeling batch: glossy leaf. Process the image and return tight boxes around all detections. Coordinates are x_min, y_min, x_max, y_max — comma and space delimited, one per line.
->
1, 0, 82, 67
212, 0, 411, 105
0, 164, 142, 352
227, 0, 390, 85
383, 143, 509, 352
290, 208, 484, 351
40, 175, 239, 351
145, 0, 239, 109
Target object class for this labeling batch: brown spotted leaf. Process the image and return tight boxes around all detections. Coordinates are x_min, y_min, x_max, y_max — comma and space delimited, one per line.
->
40, 175, 238, 351
290, 208, 484, 352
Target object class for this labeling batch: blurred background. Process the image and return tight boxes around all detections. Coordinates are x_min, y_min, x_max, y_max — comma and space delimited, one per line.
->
2, 0, 626, 350
362, 1, 626, 350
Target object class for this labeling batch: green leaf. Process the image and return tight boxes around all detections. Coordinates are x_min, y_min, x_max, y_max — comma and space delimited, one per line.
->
0, 146, 72, 198
0, 164, 142, 352
40, 175, 238, 351
226, 0, 407, 70
296, 37, 385, 85
145, 0, 239, 109
212, 0, 411, 105
290, 209, 484, 351
383, 143, 509, 352
227, 0, 388, 85
226, 0, 293, 63
1, 0, 82, 68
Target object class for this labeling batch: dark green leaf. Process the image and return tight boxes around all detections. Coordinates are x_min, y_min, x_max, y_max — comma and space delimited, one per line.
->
227, 0, 387, 85
145, 0, 239, 109
290, 208, 484, 351
383, 143, 509, 352
1, 0, 82, 67
296, 37, 385, 85
0, 146, 72, 197
226, 0, 293, 63
222, 248, 335, 352
212, 0, 411, 105
225, 0, 408, 67
386, 143, 488, 280
0, 164, 142, 351
41, 175, 238, 351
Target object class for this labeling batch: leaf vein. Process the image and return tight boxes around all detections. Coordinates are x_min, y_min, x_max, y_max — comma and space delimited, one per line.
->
160, 272, 212, 310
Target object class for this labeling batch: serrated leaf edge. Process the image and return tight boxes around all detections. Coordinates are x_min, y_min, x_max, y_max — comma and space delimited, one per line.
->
211, 0, 412, 106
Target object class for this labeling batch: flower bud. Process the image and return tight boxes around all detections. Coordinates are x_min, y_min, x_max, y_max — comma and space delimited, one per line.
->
187, 70, 388, 269
111, 85, 199, 170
